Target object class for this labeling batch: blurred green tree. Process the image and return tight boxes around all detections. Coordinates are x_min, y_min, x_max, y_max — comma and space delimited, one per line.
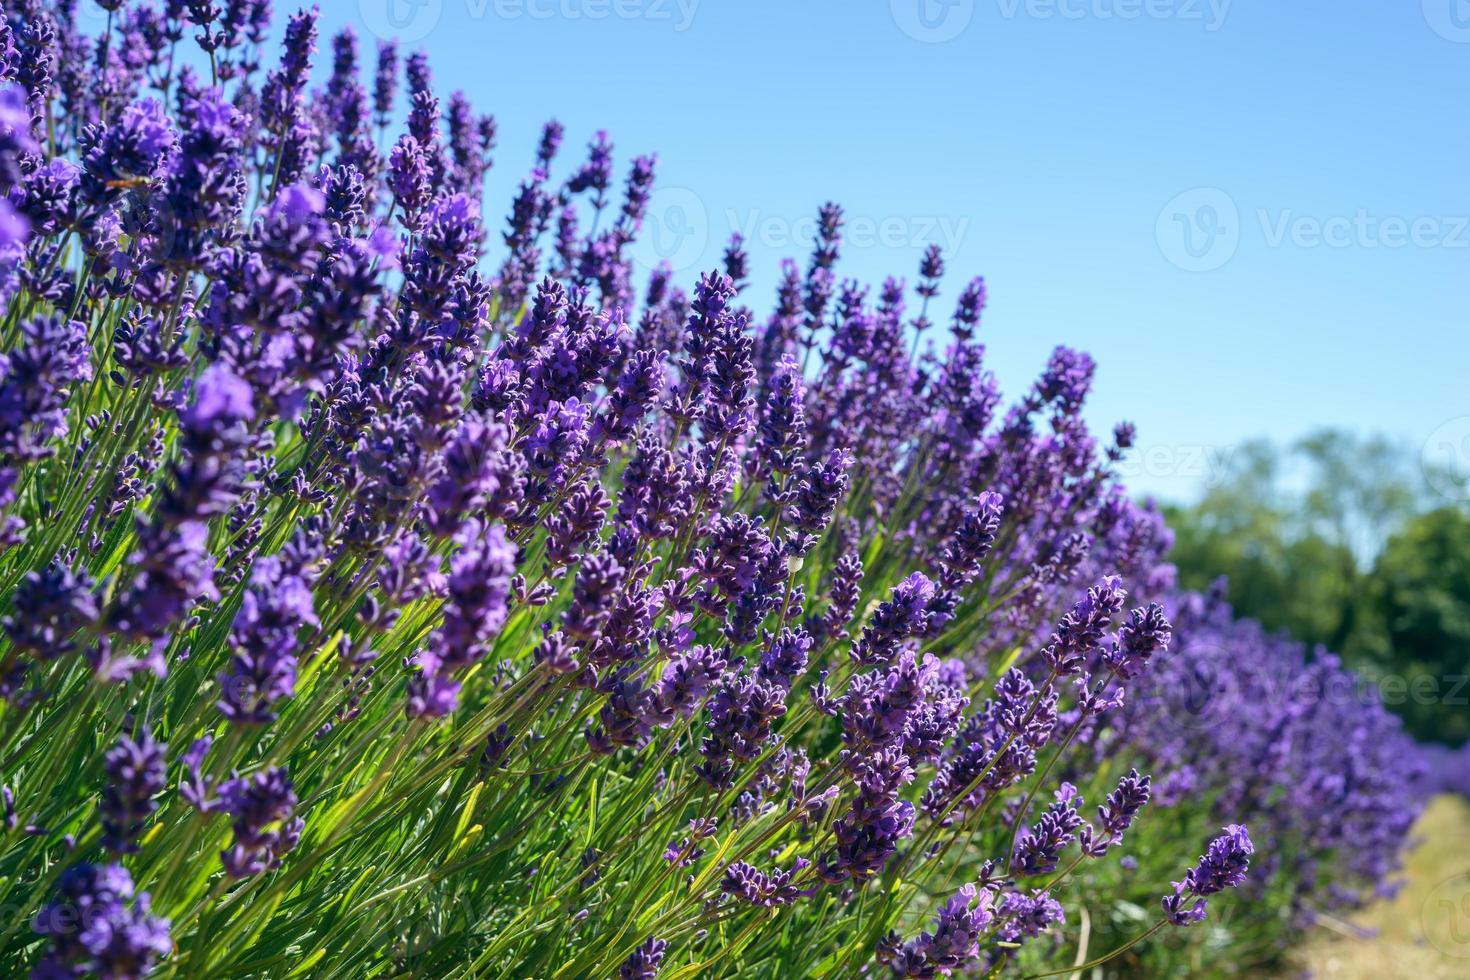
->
1162, 430, 1468, 744
1361, 507, 1470, 745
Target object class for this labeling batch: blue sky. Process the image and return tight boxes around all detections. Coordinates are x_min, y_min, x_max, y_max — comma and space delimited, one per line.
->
330, 0, 1467, 501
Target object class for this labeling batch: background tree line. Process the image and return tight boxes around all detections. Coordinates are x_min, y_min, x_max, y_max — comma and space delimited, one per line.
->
1161, 430, 1470, 746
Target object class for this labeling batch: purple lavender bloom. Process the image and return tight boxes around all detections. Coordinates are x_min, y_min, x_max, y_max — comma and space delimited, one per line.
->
937, 491, 1003, 592
372, 40, 397, 126
106, 518, 217, 654
758, 628, 813, 688
722, 858, 811, 907
388, 135, 433, 230
407, 520, 515, 718
31, 864, 171, 979
1039, 575, 1127, 676
811, 550, 863, 643
851, 572, 936, 667
1079, 769, 1151, 857
0, 314, 91, 464
888, 881, 994, 977
618, 936, 666, 980
81, 98, 174, 198
566, 129, 614, 208
1012, 788, 1086, 876
424, 415, 510, 537
101, 729, 167, 853
154, 86, 245, 268
531, 119, 564, 171
217, 555, 317, 725
0, 84, 39, 186
2, 560, 99, 663
1102, 602, 1172, 680
12, 155, 76, 233
995, 890, 1065, 942
653, 645, 728, 719
218, 766, 304, 877
950, 277, 986, 339
1163, 825, 1254, 926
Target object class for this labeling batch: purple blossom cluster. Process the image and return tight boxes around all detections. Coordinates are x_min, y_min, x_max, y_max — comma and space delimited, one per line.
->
1104, 583, 1423, 931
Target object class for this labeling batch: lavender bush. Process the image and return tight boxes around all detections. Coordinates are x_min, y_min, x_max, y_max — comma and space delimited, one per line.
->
0, 3, 1417, 977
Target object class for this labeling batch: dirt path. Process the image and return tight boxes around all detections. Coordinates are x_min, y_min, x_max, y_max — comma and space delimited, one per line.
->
1298, 795, 1470, 978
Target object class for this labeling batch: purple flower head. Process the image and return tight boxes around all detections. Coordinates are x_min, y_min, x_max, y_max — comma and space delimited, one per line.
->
31, 863, 171, 980
890, 881, 994, 976
1035, 345, 1096, 416
618, 936, 666, 980
951, 276, 986, 339
181, 364, 254, 440
937, 490, 1004, 592
1163, 824, 1254, 927
1012, 789, 1085, 877
0, 84, 38, 185
1080, 768, 1151, 857
1040, 575, 1127, 676
107, 518, 218, 649
101, 729, 168, 853
2, 560, 99, 663
408, 520, 516, 718
373, 40, 398, 124
0, 197, 30, 250
1102, 602, 1172, 680
83, 98, 174, 189
654, 645, 728, 719
996, 890, 1065, 943
272, 183, 326, 225
758, 628, 813, 688
722, 858, 812, 908
0, 314, 90, 463
852, 572, 936, 667
218, 766, 304, 877
217, 556, 317, 725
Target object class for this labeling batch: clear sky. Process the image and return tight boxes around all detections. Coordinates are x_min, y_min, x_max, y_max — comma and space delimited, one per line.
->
329, 0, 1467, 502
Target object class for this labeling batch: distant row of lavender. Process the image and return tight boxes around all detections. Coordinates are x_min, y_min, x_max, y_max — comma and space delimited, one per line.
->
1421, 743, 1470, 798
0, 2, 1416, 977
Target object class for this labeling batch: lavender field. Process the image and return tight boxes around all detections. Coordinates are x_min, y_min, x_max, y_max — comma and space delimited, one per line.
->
0, 2, 1460, 978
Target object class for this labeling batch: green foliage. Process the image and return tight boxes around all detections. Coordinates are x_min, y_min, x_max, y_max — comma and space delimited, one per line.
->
1164, 430, 1470, 745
